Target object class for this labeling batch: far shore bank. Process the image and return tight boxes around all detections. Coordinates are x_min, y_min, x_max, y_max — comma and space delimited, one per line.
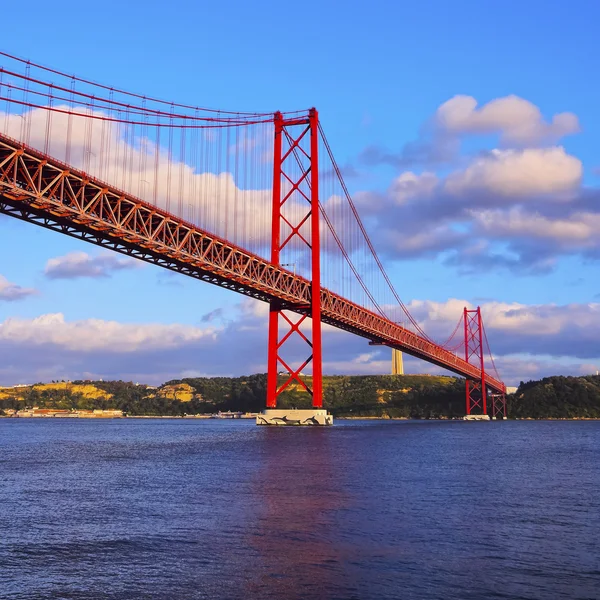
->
3, 373, 600, 420
3, 415, 600, 421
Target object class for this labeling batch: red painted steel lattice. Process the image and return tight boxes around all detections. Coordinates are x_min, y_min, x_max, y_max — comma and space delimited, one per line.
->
491, 392, 507, 419
464, 307, 487, 415
0, 52, 507, 407
0, 131, 505, 394
267, 110, 322, 408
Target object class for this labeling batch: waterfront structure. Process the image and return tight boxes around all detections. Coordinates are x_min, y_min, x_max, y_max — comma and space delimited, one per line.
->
13, 408, 123, 418
257, 409, 333, 426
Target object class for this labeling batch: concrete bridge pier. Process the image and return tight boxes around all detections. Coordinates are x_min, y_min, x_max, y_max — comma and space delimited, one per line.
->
256, 409, 333, 426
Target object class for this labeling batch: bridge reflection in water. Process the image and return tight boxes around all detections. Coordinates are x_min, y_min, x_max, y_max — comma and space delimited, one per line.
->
243, 426, 355, 598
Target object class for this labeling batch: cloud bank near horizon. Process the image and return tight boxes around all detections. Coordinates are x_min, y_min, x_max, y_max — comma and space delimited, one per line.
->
0, 297, 598, 388
0, 93, 597, 389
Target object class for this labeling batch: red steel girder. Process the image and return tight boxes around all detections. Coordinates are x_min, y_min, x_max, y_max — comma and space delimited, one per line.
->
0, 131, 505, 394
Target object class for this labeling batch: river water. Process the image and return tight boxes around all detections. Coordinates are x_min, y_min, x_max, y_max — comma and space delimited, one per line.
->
0, 419, 598, 599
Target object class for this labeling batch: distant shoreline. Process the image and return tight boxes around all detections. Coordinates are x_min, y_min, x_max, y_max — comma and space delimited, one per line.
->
0, 414, 253, 420
3, 415, 600, 421
338, 416, 600, 421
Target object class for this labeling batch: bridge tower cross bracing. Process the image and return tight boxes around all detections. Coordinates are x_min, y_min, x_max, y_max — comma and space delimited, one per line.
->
491, 391, 508, 420
464, 307, 487, 416
266, 109, 322, 409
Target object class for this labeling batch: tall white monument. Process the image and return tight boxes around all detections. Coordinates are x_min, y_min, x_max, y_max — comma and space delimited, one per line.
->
392, 349, 404, 375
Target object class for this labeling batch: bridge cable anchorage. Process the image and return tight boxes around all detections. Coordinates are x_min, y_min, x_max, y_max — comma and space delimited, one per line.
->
0, 52, 506, 408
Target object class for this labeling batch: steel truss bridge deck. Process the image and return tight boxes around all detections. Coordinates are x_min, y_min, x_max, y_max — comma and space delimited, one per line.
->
0, 133, 504, 393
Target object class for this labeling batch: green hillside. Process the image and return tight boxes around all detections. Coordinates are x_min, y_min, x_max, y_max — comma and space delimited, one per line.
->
509, 375, 600, 419
2, 373, 599, 418
0, 374, 463, 418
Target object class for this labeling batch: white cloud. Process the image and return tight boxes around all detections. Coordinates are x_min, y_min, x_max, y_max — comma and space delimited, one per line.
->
0, 107, 275, 257
0, 106, 331, 281
381, 225, 464, 257
352, 143, 590, 270
372, 147, 581, 210
350, 94, 590, 271
44, 251, 141, 279
444, 147, 582, 198
407, 298, 600, 358
0, 275, 37, 301
0, 297, 598, 388
358, 94, 582, 171
473, 209, 600, 246
388, 171, 438, 204
368, 298, 600, 384
0, 313, 217, 352
483, 301, 600, 338
435, 95, 580, 145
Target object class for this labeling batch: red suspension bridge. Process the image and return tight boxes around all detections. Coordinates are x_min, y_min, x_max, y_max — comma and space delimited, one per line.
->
0, 52, 506, 418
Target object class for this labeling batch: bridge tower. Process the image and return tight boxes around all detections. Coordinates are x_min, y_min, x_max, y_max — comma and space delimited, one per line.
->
464, 307, 487, 417
264, 108, 329, 424
490, 391, 507, 420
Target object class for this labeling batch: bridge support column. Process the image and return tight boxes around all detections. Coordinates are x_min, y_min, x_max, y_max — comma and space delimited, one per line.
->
265, 109, 325, 413
491, 391, 507, 420
464, 307, 488, 418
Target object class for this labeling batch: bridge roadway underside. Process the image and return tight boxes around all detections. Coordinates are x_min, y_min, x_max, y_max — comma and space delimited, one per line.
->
0, 135, 503, 392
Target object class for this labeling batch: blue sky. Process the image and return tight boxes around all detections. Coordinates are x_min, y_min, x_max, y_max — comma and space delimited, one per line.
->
1, 0, 600, 386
